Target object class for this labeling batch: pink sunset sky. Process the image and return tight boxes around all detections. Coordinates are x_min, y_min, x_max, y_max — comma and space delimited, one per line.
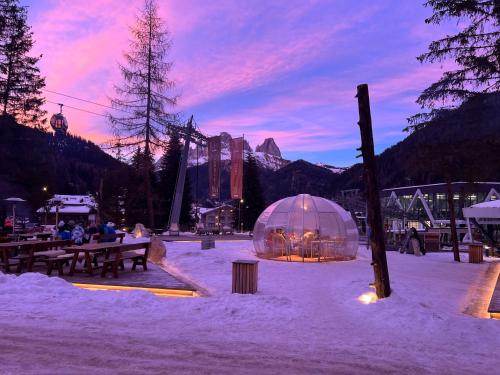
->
24, 0, 456, 166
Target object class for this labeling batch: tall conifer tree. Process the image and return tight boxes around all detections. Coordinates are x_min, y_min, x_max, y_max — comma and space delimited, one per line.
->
409, 0, 500, 128
0, 0, 46, 128
109, 0, 177, 228
241, 153, 265, 231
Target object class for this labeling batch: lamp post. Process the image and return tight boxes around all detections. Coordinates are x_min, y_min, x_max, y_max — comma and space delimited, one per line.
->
239, 199, 244, 233
42, 186, 48, 225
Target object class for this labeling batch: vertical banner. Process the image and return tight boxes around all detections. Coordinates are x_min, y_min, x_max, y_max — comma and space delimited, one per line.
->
208, 136, 221, 200
230, 137, 244, 199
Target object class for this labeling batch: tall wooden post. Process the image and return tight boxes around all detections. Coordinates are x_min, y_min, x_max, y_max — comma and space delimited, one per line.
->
169, 115, 194, 234
356, 84, 391, 299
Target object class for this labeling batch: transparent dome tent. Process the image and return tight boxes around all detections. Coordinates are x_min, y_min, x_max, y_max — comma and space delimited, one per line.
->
253, 194, 359, 262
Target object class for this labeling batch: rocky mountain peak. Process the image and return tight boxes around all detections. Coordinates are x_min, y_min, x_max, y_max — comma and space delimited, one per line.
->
186, 134, 288, 171
255, 138, 281, 158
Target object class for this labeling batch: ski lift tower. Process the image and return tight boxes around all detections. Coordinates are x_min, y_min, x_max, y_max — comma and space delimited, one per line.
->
167, 115, 206, 235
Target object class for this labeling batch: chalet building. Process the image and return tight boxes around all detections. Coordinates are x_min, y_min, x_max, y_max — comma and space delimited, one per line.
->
36, 194, 97, 225
198, 204, 235, 234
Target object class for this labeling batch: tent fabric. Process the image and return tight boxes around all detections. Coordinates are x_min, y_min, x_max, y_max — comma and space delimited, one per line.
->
463, 200, 500, 219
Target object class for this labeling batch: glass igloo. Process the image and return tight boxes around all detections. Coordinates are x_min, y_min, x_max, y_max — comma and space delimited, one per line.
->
253, 194, 359, 262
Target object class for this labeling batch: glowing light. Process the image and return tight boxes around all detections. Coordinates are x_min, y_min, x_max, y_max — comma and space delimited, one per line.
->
358, 292, 378, 304
72, 283, 197, 298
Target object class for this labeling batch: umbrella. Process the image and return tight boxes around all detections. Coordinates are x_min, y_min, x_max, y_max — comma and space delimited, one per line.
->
4, 197, 26, 233
4, 197, 26, 202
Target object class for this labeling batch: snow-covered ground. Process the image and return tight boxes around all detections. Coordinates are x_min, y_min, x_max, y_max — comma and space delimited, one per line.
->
0, 241, 498, 374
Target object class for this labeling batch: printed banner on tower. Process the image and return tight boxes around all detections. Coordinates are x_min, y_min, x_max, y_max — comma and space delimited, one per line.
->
230, 137, 244, 199
208, 136, 221, 200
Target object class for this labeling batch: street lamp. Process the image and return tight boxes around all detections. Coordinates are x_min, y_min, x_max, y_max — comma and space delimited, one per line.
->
42, 186, 49, 225
238, 199, 244, 233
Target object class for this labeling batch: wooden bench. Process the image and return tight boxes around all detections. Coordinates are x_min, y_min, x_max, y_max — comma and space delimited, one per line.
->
101, 242, 151, 278
45, 253, 74, 276
15, 239, 72, 273
92, 232, 125, 243
488, 273, 500, 319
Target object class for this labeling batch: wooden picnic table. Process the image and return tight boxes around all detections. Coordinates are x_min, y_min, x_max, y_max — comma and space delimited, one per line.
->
18, 232, 53, 241
63, 241, 150, 278
63, 242, 123, 277
63, 241, 151, 278
0, 239, 71, 272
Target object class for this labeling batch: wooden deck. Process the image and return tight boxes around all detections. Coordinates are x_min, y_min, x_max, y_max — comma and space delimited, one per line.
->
17, 260, 197, 297
487, 272, 500, 319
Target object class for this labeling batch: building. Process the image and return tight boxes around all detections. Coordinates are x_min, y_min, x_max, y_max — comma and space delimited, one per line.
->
37, 194, 97, 225
379, 182, 500, 247
381, 182, 500, 229
197, 204, 235, 234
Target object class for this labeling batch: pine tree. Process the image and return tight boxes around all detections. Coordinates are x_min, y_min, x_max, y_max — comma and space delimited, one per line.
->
126, 147, 155, 226
158, 133, 194, 229
0, 0, 46, 128
241, 153, 266, 231
108, 0, 177, 228
408, 0, 500, 128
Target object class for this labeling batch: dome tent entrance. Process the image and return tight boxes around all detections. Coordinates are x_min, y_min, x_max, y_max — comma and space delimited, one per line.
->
253, 194, 359, 262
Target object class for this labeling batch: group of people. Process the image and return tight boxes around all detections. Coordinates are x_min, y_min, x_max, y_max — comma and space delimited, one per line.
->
54, 220, 116, 245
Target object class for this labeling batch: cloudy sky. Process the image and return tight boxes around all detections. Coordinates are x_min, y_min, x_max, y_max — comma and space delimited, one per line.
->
24, 0, 456, 166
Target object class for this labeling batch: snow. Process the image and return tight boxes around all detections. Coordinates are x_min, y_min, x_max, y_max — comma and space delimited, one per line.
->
0, 240, 498, 374
187, 152, 287, 171
36, 205, 92, 214
51, 194, 96, 206
470, 200, 500, 208
36, 194, 97, 214
316, 162, 348, 174
463, 199, 500, 220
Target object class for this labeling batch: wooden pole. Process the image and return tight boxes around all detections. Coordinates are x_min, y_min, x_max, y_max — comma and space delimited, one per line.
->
445, 178, 461, 262
356, 84, 391, 299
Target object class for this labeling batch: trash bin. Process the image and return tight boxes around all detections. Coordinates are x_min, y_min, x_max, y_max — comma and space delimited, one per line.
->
232, 260, 258, 294
468, 243, 484, 263
201, 237, 215, 250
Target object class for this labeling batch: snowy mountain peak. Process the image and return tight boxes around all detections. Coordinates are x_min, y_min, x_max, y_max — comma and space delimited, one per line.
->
255, 138, 281, 158
316, 162, 348, 174
186, 133, 288, 171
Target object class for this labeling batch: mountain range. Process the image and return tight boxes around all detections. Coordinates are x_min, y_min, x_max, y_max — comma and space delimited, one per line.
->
2, 92, 499, 214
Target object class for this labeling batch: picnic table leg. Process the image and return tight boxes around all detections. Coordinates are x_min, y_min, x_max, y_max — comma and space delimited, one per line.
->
84, 252, 94, 276
57, 260, 64, 276
112, 256, 120, 278
46, 260, 53, 275
1, 249, 10, 273
27, 248, 34, 272
68, 251, 79, 276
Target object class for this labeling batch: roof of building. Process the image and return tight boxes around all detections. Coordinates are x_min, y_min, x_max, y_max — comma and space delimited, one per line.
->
199, 205, 235, 216
381, 182, 500, 197
36, 205, 94, 214
50, 194, 96, 206
463, 199, 500, 219
36, 194, 97, 215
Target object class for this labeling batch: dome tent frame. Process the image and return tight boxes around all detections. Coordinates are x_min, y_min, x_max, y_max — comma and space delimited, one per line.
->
253, 194, 359, 262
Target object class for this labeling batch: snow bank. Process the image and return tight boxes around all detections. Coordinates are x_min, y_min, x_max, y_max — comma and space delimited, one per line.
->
0, 240, 498, 374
